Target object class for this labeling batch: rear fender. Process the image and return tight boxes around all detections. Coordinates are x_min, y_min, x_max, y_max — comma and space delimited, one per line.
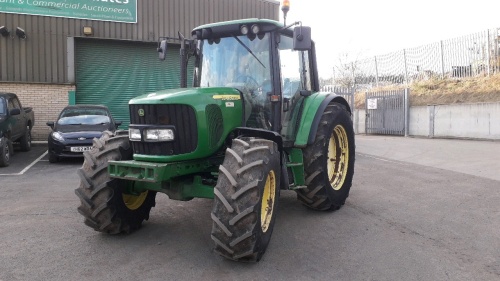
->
294, 93, 351, 147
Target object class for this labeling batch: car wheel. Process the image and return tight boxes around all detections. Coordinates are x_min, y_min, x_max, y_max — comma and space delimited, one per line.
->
48, 152, 59, 163
0, 137, 11, 167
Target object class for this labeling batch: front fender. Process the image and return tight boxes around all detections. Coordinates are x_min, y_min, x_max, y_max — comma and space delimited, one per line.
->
0, 126, 11, 139
294, 92, 351, 147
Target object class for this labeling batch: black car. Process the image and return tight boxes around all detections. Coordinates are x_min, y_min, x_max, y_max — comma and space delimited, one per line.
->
46, 105, 121, 163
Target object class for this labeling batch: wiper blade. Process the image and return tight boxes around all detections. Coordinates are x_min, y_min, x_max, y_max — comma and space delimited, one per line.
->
233, 36, 266, 69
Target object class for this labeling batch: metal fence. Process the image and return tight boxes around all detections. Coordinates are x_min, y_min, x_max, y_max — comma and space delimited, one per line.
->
341, 28, 500, 88
365, 89, 409, 136
322, 86, 355, 111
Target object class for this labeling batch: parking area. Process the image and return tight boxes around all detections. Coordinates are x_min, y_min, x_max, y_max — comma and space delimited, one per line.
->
0, 144, 47, 176
0, 143, 85, 176
1, 136, 499, 281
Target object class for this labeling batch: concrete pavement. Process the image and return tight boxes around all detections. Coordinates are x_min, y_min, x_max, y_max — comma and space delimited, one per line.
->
355, 135, 500, 182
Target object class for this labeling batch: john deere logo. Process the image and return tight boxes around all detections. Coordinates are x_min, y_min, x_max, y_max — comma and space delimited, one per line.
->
138, 109, 145, 117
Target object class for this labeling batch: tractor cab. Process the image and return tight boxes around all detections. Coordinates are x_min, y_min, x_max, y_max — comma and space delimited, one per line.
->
158, 18, 315, 140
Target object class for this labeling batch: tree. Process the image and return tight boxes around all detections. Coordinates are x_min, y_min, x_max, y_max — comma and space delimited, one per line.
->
333, 52, 365, 89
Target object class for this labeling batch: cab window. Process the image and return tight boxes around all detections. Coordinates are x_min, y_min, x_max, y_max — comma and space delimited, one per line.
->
0, 98, 6, 115
279, 34, 312, 141
279, 36, 311, 99
7, 98, 16, 111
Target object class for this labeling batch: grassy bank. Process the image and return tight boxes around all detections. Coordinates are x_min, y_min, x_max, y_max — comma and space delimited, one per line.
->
354, 74, 500, 109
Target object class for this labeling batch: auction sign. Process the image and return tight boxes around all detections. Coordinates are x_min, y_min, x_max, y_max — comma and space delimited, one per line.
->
0, 0, 137, 23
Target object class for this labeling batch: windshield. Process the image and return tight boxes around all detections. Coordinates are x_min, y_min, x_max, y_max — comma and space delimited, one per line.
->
199, 34, 271, 89
198, 34, 273, 129
0, 98, 5, 115
57, 108, 110, 125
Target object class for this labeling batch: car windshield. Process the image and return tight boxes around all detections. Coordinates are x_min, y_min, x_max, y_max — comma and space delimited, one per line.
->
57, 108, 110, 125
0, 98, 6, 115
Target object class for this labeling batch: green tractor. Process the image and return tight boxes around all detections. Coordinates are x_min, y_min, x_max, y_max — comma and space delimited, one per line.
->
75, 16, 355, 262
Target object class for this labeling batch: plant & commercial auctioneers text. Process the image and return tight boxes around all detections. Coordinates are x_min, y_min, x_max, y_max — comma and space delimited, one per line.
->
0, 0, 132, 15
1, 0, 130, 3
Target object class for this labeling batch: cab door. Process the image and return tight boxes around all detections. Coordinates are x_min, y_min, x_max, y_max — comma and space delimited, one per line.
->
278, 34, 313, 142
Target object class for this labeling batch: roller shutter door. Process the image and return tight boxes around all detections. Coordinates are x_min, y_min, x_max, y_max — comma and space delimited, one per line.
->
75, 38, 193, 128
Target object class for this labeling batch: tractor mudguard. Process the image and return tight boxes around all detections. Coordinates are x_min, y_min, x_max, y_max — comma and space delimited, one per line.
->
232, 127, 289, 191
294, 92, 351, 147
233, 127, 283, 154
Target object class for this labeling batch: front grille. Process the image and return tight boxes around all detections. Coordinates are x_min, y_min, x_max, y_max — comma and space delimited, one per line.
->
129, 104, 198, 155
205, 104, 223, 149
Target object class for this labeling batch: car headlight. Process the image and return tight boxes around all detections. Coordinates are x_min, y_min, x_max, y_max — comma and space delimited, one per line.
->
51, 132, 64, 142
129, 128, 141, 141
145, 129, 174, 141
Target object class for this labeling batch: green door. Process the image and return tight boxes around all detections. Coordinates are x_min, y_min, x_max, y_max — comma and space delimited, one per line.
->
75, 38, 192, 128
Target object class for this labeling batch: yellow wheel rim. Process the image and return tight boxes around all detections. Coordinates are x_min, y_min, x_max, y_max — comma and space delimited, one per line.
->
261, 170, 276, 233
122, 191, 148, 210
327, 125, 349, 191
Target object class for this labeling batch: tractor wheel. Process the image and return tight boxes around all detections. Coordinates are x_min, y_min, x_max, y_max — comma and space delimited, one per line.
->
75, 131, 156, 234
297, 102, 355, 211
19, 126, 32, 151
0, 137, 11, 167
211, 138, 280, 262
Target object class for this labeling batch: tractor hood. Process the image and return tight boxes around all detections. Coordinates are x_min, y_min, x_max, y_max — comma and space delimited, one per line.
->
127, 86, 246, 162
129, 87, 242, 106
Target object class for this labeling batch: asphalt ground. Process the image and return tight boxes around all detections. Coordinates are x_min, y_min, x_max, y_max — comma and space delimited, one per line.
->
0, 137, 499, 281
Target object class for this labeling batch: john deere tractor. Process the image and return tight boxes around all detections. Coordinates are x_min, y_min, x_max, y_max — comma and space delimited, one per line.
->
75, 13, 355, 262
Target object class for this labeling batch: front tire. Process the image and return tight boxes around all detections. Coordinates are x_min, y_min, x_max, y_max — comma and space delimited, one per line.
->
296, 102, 355, 211
0, 137, 11, 167
75, 131, 156, 234
48, 152, 58, 163
211, 138, 280, 262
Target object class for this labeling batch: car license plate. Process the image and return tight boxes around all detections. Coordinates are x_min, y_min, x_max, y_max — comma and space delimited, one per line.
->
70, 146, 92, 152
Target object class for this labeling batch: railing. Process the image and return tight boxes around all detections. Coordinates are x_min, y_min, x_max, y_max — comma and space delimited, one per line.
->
341, 28, 500, 88
321, 85, 355, 111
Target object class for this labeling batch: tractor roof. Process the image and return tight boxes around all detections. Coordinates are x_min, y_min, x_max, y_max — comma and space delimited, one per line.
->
192, 18, 285, 38
193, 18, 283, 30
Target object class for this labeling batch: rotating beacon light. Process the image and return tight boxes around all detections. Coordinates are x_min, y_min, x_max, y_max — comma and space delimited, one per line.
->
282, 0, 290, 25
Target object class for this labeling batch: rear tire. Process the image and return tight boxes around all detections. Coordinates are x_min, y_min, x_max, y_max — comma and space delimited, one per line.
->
296, 102, 355, 211
0, 137, 11, 167
211, 137, 280, 262
19, 126, 31, 151
75, 131, 156, 234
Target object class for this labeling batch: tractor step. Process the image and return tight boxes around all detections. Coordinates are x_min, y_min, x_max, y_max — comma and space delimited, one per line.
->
289, 185, 307, 190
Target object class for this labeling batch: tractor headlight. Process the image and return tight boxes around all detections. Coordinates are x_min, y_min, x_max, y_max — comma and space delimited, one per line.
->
129, 128, 141, 141
145, 129, 175, 141
251, 24, 260, 34
240, 25, 249, 35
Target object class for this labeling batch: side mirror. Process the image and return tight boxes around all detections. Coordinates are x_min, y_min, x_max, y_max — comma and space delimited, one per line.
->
46, 121, 54, 128
293, 26, 312, 51
300, 90, 312, 97
115, 121, 122, 129
158, 40, 168, 61
9, 108, 21, 115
